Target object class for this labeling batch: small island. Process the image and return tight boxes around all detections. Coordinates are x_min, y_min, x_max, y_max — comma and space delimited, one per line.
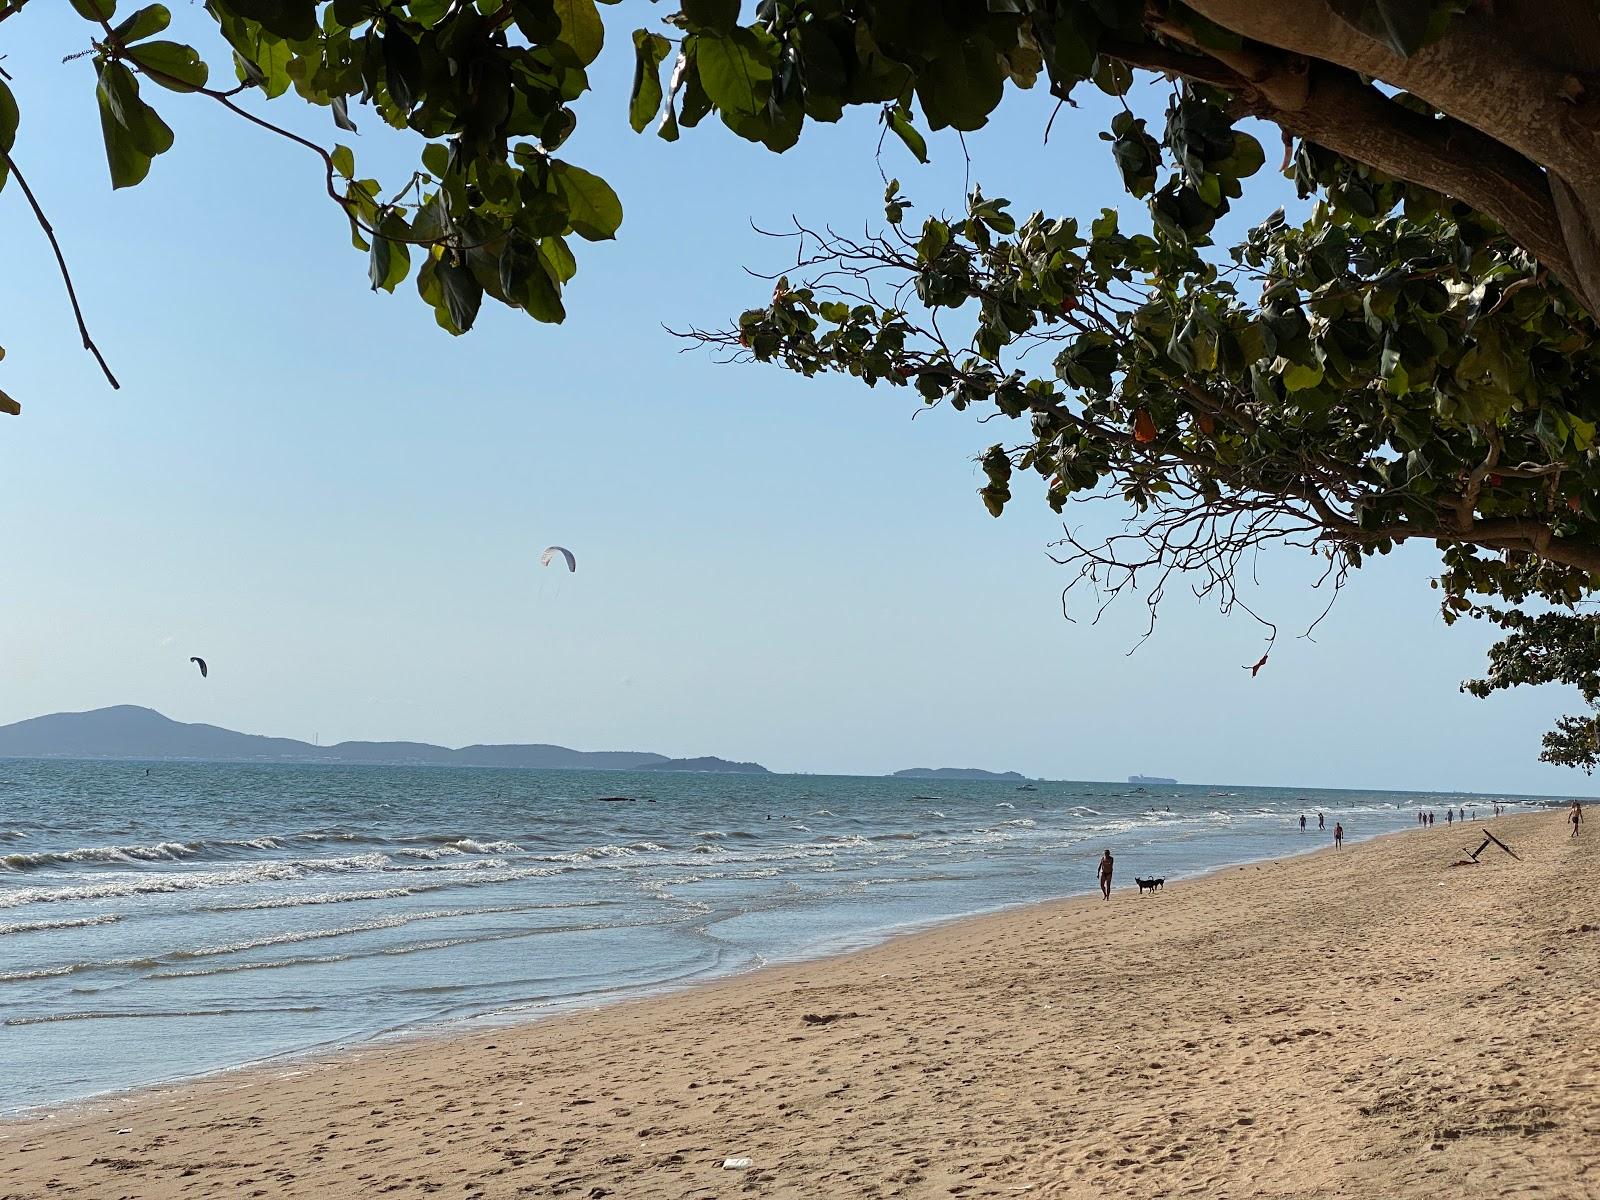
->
1128, 774, 1178, 786
634, 756, 770, 774
893, 767, 1030, 782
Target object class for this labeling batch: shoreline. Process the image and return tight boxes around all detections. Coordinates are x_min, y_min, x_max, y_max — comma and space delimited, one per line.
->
6, 810, 1594, 1199
4, 815, 1431, 1124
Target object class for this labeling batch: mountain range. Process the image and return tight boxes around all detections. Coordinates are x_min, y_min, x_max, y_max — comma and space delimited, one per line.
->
0, 706, 769, 774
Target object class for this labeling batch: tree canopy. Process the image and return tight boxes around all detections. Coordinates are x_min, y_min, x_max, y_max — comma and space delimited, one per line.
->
6, 0, 1600, 765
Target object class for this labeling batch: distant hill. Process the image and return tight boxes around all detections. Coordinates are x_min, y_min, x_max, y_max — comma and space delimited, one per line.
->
633, 756, 769, 775
892, 767, 1030, 782
0, 706, 750, 773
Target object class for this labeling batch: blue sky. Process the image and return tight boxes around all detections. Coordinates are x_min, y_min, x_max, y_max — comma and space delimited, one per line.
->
0, 4, 1585, 794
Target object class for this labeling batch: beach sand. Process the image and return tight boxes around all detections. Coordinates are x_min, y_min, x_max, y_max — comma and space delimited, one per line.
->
2, 810, 1595, 1199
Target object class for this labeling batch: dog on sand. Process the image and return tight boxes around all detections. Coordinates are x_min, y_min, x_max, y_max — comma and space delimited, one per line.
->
1135, 876, 1164, 894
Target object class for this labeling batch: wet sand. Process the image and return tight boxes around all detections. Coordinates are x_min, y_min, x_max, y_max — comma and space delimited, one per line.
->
2, 810, 1595, 1199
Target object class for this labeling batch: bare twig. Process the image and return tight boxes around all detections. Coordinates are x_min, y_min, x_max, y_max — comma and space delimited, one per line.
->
1, 149, 119, 389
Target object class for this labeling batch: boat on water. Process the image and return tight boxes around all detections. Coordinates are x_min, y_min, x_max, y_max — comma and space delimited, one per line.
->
1128, 774, 1178, 786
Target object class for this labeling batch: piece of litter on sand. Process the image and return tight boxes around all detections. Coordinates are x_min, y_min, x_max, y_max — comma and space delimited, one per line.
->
115, 1128, 132, 1135
722, 1157, 752, 1170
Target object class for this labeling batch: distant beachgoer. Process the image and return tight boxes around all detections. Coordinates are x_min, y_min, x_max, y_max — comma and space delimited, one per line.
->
1318, 813, 1325, 830
1098, 849, 1114, 900
1458, 807, 1466, 823
1571, 801, 1583, 839
1334, 822, 1344, 849
1447, 809, 1454, 826
1299, 814, 1306, 832
1428, 812, 1434, 826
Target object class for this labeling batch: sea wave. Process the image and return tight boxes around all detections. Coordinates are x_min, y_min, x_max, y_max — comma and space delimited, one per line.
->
5, 1005, 324, 1027
0, 914, 123, 937
3, 841, 199, 871
0, 853, 391, 909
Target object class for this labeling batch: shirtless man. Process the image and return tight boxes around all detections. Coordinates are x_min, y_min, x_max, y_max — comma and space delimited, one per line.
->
1333, 822, 1344, 849
1571, 800, 1584, 839
1098, 849, 1114, 900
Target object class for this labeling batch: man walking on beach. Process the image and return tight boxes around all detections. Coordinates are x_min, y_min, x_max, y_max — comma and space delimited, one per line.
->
1098, 849, 1114, 900
1333, 822, 1344, 850
1571, 800, 1583, 839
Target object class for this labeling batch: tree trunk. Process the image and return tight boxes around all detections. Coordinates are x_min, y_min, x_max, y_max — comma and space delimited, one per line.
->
1176, 0, 1600, 315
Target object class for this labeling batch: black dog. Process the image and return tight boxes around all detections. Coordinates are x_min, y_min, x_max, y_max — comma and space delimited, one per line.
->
1135, 876, 1165, 894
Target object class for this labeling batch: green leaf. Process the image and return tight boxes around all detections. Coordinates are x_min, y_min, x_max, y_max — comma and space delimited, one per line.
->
553, 0, 604, 66
629, 29, 671, 133
111, 4, 169, 43
240, 29, 292, 99
539, 236, 577, 284
885, 104, 927, 164
368, 235, 391, 291
916, 39, 1004, 131
1218, 132, 1264, 179
0, 78, 18, 155
128, 40, 209, 92
694, 29, 772, 117
499, 235, 566, 322
96, 82, 152, 188
368, 234, 410, 293
331, 95, 358, 133
383, 25, 423, 113
69, 0, 115, 19
657, 99, 681, 140
332, 143, 355, 179
96, 62, 172, 186
1281, 361, 1325, 392
681, 0, 740, 33
409, 0, 452, 26
552, 160, 623, 241
435, 256, 483, 334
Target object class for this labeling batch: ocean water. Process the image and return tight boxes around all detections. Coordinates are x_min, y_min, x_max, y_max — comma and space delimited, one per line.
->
0, 759, 1544, 1113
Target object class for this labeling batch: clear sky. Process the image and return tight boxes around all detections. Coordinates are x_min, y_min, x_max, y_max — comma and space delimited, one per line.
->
0, 5, 1586, 794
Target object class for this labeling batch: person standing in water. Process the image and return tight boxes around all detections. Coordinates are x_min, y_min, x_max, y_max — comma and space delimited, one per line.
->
1299, 814, 1307, 832
1097, 849, 1114, 900
1318, 812, 1325, 830
1333, 822, 1344, 850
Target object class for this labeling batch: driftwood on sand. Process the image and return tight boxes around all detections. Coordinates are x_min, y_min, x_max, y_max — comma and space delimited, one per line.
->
1451, 829, 1522, 867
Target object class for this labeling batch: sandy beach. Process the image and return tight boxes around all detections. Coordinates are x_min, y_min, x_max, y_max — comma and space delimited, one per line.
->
2, 809, 1594, 1199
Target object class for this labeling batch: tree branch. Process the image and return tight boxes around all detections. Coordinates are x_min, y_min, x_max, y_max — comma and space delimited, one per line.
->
0, 148, 119, 390
1100, 37, 1576, 294
1180, 0, 1600, 185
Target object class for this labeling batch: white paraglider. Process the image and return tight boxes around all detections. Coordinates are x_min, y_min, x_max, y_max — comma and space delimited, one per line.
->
541, 546, 576, 573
